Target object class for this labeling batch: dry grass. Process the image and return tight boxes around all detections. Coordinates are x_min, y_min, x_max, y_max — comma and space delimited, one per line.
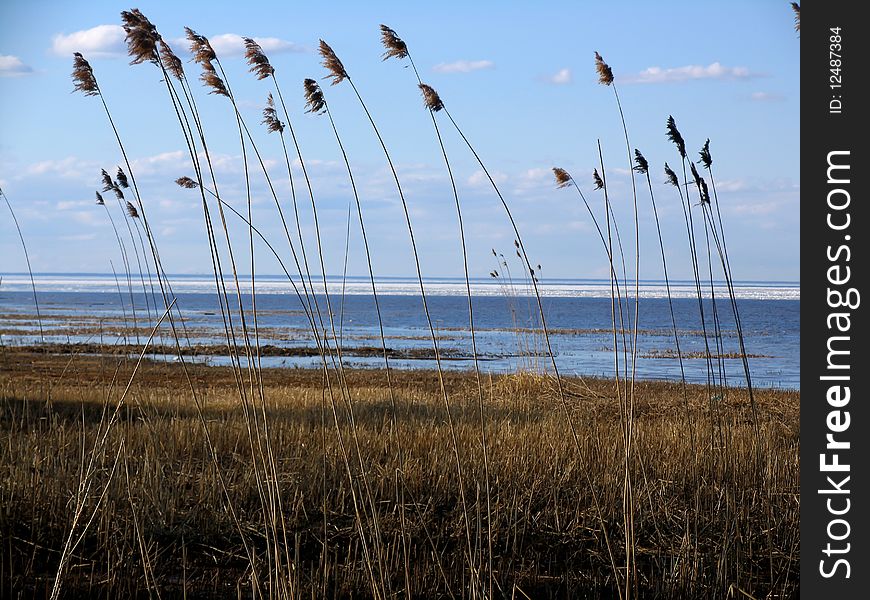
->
1, 349, 799, 598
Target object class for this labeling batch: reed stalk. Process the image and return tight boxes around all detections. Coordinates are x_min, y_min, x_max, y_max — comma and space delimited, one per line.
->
1, 186, 44, 342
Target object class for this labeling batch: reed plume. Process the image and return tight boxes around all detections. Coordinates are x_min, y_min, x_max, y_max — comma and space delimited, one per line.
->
116, 167, 129, 189
666, 115, 686, 159
71, 53, 99, 96
791, 3, 800, 33
553, 167, 572, 188
592, 168, 604, 189
302, 78, 326, 114
379, 25, 408, 60
418, 83, 444, 112
158, 39, 184, 81
699, 138, 712, 169
175, 176, 198, 189
664, 162, 679, 187
261, 93, 284, 133
594, 51, 614, 85
243, 37, 274, 80
120, 9, 159, 65
319, 40, 347, 85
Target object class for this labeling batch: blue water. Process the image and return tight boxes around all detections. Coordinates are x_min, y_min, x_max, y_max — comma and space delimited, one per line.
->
0, 274, 799, 389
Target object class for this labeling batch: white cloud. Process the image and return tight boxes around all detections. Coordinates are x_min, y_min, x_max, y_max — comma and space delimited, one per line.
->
130, 150, 186, 175
202, 34, 305, 57
623, 62, 761, 84
0, 55, 34, 77
51, 25, 126, 58
467, 169, 507, 187
750, 91, 785, 102
433, 60, 494, 74
547, 68, 572, 85
22, 157, 98, 180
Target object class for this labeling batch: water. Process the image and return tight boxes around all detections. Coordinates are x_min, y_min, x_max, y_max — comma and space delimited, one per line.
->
0, 273, 800, 389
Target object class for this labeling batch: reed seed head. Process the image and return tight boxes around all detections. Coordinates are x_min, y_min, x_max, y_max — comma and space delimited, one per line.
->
175, 176, 199, 189
633, 149, 649, 175
303, 78, 326, 114
244, 37, 275, 80
95, 191, 105, 205
116, 167, 129, 189
262, 93, 284, 134
159, 39, 185, 80
791, 3, 800, 33
126, 201, 139, 218
120, 9, 160, 65
380, 25, 408, 61
100, 169, 113, 192
666, 115, 686, 159
553, 167, 572, 188
418, 83, 444, 112
112, 184, 125, 200
594, 52, 614, 85
664, 163, 679, 187
71, 53, 99, 96
319, 40, 347, 86
699, 177, 710, 203
593, 168, 604, 190
699, 139, 712, 169
185, 27, 216, 65
200, 61, 229, 97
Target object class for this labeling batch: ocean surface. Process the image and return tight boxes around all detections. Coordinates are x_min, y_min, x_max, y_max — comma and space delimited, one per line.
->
0, 273, 800, 389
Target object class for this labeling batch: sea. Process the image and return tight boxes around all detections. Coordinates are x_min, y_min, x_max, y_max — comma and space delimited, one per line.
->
0, 273, 800, 390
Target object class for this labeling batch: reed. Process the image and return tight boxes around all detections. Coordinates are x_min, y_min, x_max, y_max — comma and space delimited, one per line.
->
380, 24, 493, 593
302, 75, 415, 597
0, 186, 44, 342
95, 190, 136, 344
595, 52, 640, 595
318, 38, 476, 596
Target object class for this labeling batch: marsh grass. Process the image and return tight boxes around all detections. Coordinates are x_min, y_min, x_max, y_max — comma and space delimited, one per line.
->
1, 351, 799, 599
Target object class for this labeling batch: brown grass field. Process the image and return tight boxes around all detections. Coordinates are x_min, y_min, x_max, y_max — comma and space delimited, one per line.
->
0, 347, 799, 598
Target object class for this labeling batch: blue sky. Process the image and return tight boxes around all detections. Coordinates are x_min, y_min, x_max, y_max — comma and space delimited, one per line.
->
0, 0, 800, 282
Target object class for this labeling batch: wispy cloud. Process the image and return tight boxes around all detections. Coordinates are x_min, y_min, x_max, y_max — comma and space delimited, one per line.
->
622, 62, 761, 84
467, 169, 507, 187
546, 68, 572, 85
0, 55, 34, 77
21, 156, 98, 180
433, 60, 494, 74
51, 24, 126, 58
200, 34, 305, 57
749, 91, 785, 102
